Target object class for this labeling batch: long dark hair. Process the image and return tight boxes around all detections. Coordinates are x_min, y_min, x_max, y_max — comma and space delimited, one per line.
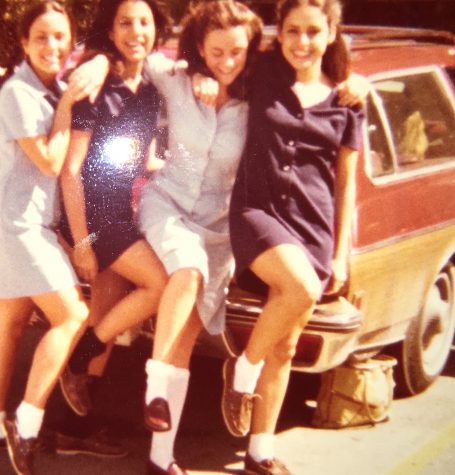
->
84, 0, 170, 61
1, 0, 74, 85
275, 0, 350, 83
178, 0, 263, 100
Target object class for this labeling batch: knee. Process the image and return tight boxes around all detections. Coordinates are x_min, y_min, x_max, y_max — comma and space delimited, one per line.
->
172, 268, 203, 293
56, 304, 89, 331
271, 334, 299, 364
273, 275, 322, 313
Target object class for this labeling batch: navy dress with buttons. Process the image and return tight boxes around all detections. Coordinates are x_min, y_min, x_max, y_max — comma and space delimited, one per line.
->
229, 48, 364, 294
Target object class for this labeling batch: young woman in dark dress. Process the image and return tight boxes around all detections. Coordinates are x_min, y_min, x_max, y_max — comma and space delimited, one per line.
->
59, 0, 169, 416
222, 1, 365, 473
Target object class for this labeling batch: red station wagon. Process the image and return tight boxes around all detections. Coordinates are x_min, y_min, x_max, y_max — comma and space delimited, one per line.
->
189, 26, 455, 397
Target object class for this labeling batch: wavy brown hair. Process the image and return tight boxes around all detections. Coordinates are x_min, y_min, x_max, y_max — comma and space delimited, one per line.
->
276, 0, 350, 83
178, 0, 263, 100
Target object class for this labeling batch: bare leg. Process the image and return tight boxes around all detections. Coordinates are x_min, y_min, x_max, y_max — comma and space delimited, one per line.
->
87, 269, 131, 376
0, 298, 34, 410
152, 268, 203, 366
246, 244, 322, 364
93, 240, 167, 343
222, 244, 320, 441
26, 286, 89, 408
251, 328, 303, 435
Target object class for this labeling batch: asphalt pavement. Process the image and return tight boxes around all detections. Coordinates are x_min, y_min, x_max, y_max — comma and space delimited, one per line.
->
1, 325, 455, 475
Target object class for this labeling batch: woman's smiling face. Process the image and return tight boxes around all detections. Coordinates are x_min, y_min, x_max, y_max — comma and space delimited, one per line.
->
199, 25, 249, 87
22, 10, 72, 85
109, 0, 156, 65
278, 4, 335, 75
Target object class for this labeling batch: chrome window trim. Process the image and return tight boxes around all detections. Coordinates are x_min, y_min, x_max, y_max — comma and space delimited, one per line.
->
363, 65, 455, 184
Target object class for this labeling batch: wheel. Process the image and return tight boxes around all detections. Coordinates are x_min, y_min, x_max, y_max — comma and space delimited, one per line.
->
396, 262, 455, 396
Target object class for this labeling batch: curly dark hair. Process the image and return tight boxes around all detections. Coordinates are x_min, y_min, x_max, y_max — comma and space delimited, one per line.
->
178, 0, 263, 100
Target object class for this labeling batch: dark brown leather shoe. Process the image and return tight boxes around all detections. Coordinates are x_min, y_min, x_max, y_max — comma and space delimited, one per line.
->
59, 367, 92, 417
3, 418, 36, 475
144, 397, 171, 432
221, 357, 259, 437
244, 453, 293, 475
147, 460, 188, 475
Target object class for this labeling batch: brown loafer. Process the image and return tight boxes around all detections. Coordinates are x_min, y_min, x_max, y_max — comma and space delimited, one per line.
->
53, 430, 128, 458
144, 397, 171, 432
244, 453, 293, 475
147, 460, 188, 475
221, 357, 259, 437
59, 367, 92, 417
3, 418, 37, 475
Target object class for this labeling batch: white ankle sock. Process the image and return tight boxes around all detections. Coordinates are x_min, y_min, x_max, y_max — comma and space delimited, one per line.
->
234, 352, 264, 394
0, 411, 5, 438
145, 359, 176, 404
150, 367, 190, 470
16, 401, 44, 439
248, 433, 275, 462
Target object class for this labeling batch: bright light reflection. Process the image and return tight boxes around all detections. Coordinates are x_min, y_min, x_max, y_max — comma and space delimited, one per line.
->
102, 136, 139, 167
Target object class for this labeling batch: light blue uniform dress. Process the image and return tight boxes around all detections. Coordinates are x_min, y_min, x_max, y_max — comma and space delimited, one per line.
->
0, 61, 78, 298
139, 54, 248, 334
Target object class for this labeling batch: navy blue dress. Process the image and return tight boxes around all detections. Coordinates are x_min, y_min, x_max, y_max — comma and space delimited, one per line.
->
61, 72, 161, 270
229, 49, 364, 294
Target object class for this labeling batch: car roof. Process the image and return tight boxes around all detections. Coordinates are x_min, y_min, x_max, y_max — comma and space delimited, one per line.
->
343, 26, 455, 75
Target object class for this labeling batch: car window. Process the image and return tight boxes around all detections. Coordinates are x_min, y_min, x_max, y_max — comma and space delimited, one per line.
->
366, 68, 455, 178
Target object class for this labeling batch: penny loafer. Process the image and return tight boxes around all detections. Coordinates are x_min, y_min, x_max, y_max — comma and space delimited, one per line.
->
244, 453, 293, 475
221, 357, 259, 437
3, 418, 37, 475
144, 397, 171, 432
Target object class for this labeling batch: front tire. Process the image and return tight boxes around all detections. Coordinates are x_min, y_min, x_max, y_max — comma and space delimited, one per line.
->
396, 262, 455, 396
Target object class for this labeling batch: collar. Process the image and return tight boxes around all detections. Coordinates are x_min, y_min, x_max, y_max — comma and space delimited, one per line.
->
15, 60, 65, 105
107, 67, 151, 91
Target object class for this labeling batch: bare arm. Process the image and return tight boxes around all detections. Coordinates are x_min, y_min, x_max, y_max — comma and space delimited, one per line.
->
60, 129, 98, 282
67, 54, 110, 104
326, 145, 358, 294
16, 85, 80, 176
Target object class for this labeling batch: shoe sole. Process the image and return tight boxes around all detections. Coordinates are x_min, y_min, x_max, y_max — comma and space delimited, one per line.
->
56, 447, 128, 458
143, 418, 171, 433
59, 376, 89, 417
3, 421, 27, 475
221, 359, 247, 438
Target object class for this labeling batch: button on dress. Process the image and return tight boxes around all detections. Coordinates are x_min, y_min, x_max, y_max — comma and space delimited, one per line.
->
0, 61, 78, 298
229, 49, 365, 294
139, 55, 248, 334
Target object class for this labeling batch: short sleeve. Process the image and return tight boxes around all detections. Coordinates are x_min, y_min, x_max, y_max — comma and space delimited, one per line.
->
72, 97, 98, 131
144, 52, 185, 97
0, 82, 49, 140
342, 106, 365, 150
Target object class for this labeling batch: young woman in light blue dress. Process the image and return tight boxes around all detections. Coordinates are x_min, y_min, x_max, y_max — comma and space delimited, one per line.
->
0, 2, 93, 473
135, 3, 263, 473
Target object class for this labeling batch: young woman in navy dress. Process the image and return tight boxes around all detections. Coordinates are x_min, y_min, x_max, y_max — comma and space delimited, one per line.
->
59, 0, 168, 416
222, 1, 365, 473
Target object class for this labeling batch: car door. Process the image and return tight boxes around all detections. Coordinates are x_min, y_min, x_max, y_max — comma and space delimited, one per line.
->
350, 66, 455, 343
